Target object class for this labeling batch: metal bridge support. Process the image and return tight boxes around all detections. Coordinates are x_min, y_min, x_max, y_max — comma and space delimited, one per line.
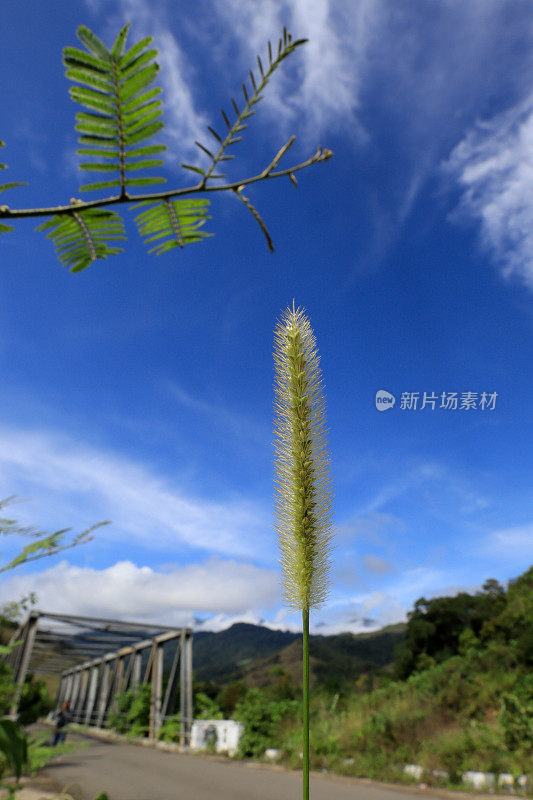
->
8, 611, 39, 717
179, 629, 193, 746
2, 612, 193, 743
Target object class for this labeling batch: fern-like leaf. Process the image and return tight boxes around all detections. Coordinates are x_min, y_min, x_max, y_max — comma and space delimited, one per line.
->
195, 28, 307, 187
132, 198, 212, 255
36, 208, 126, 272
63, 24, 167, 195
0, 140, 26, 234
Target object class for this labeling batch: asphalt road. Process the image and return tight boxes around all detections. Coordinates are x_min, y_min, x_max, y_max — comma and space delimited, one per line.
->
31, 728, 438, 800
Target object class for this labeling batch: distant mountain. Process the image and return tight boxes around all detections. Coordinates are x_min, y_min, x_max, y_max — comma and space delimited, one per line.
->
193, 622, 405, 689
193, 623, 300, 682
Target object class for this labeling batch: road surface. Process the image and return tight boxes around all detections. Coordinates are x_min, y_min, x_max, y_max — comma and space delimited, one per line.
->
35, 729, 438, 800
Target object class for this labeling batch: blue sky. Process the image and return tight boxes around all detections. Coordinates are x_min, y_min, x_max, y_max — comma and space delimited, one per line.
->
0, 0, 532, 634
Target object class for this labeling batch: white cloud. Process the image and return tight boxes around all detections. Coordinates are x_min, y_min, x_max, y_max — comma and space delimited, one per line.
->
311, 590, 406, 634
0, 558, 280, 625
387, 566, 458, 605
484, 522, 533, 561
445, 92, 533, 290
211, 0, 379, 140
0, 425, 270, 561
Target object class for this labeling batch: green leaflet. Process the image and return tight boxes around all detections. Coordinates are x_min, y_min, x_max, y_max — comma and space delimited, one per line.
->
124, 108, 162, 132
76, 120, 118, 136
111, 24, 129, 59
118, 64, 160, 102
0, 140, 25, 234
79, 159, 163, 172
123, 100, 161, 122
36, 208, 126, 272
123, 121, 163, 145
133, 198, 212, 255
121, 49, 159, 80
125, 144, 166, 157
64, 23, 166, 194
122, 86, 161, 114
70, 86, 116, 115
119, 36, 154, 70
76, 25, 113, 62
63, 47, 111, 74
65, 67, 114, 92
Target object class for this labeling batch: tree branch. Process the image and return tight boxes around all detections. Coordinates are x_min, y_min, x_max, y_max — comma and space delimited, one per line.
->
0, 145, 333, 221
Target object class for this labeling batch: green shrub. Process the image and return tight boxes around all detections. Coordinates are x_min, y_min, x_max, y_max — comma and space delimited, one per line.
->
107, 684, 151, 737
0, 663, 14, 716
157, 714, 181, 743
234, 688, 297, 759
18, 674, 53, 725
216, 682, 246, 717
194, 691, 223, 720
499, 692, 533, 751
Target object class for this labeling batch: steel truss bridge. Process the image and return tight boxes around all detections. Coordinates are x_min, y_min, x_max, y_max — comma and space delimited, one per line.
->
3, 610, 193, 744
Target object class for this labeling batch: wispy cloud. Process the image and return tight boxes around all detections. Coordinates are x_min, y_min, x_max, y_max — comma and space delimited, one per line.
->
0, 425, 270, 562
0, 558, 280, 626
210, 0, 379, 141
445, 92, 533, 290
335, 512, 405, 545
13, 118, 48, 173
361, 554, 393, 575
484, 522, 533, 561
356, 461, 489, 517
167, 381, 269, 446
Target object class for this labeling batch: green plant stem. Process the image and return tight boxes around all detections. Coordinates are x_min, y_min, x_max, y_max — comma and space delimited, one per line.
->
303, 606, 309, 800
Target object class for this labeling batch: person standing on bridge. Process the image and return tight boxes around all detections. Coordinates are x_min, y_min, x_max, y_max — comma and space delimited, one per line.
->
52, 700, 73, 746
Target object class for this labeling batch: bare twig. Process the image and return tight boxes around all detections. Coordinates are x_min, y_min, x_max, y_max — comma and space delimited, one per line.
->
0, 146, 333, 221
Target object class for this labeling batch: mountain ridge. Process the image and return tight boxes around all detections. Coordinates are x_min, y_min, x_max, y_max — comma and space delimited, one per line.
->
193, 621, 406, 688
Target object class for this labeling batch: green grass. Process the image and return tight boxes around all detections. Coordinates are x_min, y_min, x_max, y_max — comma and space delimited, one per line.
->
270, 651, 532, 787
26, 733, 89, 776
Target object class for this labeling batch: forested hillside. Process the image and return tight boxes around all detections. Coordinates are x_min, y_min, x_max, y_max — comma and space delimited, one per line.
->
230, 566, 533, 786
193, 621, 404, 688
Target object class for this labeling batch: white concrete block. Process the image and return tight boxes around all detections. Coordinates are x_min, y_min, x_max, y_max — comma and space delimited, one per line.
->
404, 764, 424, 780
264, 748, 281, 760
462, 771, 495, 791
498, 774, 514, 792
190, 719, 244, 756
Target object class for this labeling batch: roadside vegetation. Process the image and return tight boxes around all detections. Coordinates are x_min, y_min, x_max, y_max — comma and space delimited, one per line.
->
99, 565, 532, 793
1, 566, 530, 794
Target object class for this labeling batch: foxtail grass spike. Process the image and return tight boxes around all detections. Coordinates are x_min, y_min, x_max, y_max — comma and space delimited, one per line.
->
274, 303, 333, 612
